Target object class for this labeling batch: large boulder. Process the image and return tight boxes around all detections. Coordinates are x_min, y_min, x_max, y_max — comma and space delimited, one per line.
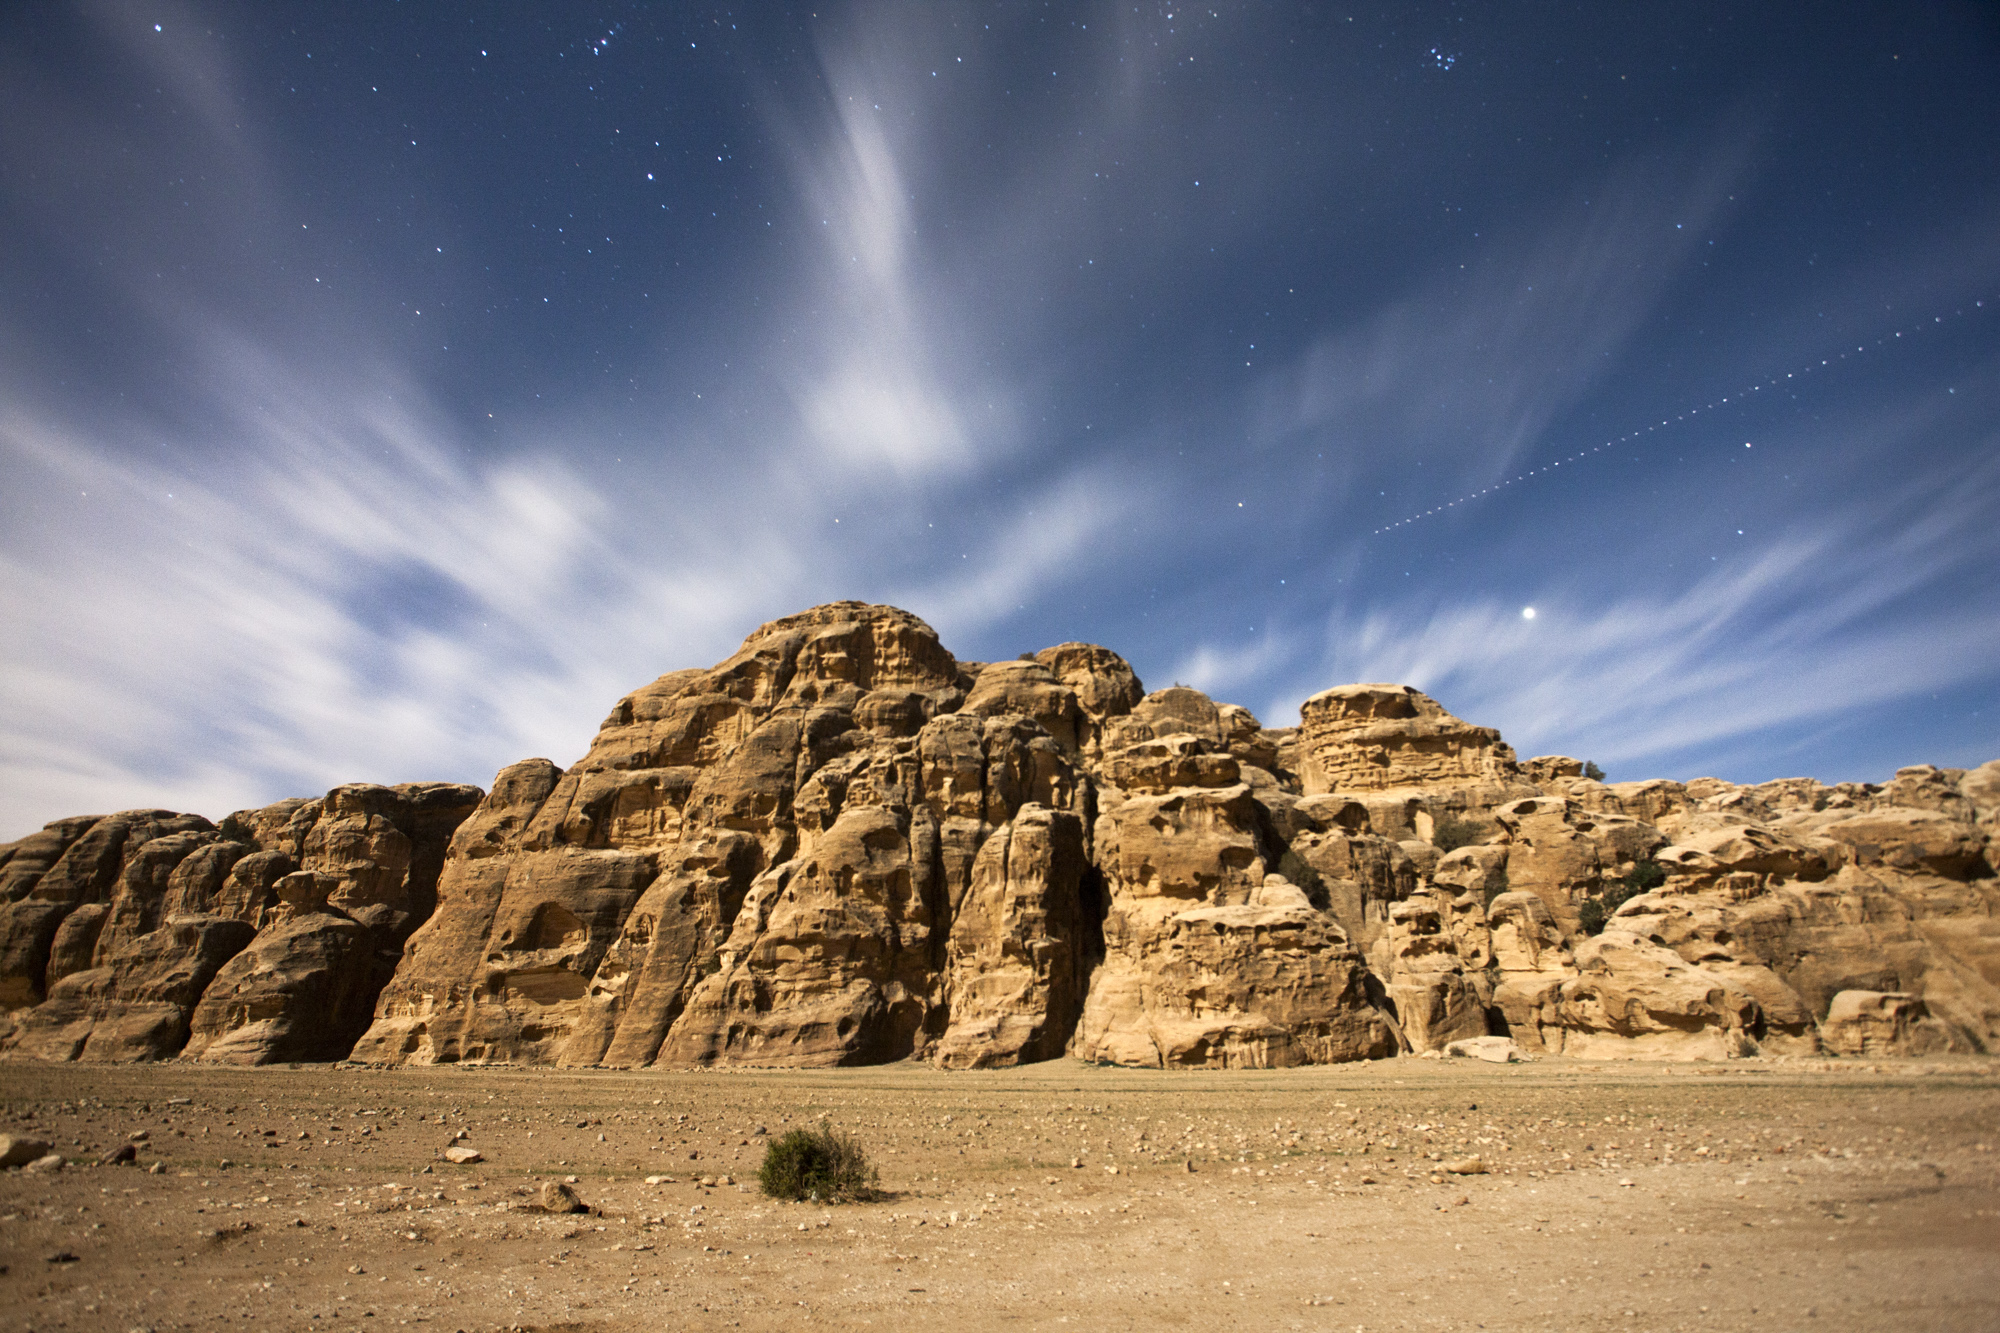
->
1537, 932, 1763, 1060
1492, 797, 1666, 935
1820, 990, 1968, 1056
183, 910, 383, 1064
1483, 891, 1573, 1052
0, 811, 213, 1008
1070, 872, 1395, 1068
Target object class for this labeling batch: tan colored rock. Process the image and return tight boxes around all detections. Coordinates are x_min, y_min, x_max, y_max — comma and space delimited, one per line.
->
10, 600, 2000, 1071
2, 784, 477, 1065
1381, 893, 1489, 1052
1129, 686, 1232, 745
931, 806, 1090, 1069
346, 761, 561, 1064
1432, 844, 1508, 902
659, 800, 946, 1068
43, 902, 109, 990
1612, 854, 2000, 1054
1443, 1037, 1523, 1064
1572, 778, 1697, 830
1483, 890, 1573, 1052
662, 712, 1082, 1068
182, 911, 381, 1064
1540, 932, 1761, 1060
1653, 821, 1835, 892
165, 784, 476, 1067
1607, 891, 1820, 1053
1522, 756, 1585, 787
1101, 734, 1241, 795
1032, 643, 1144, 728
1491, 797, 1665, 935
964, 660, 1083, 752
539, 1181, 588, 1214
0, 810, 212, 1008
1280, 820, 1419, 952
361, 605, 1098, 1071
4, 915, 258, 1061
1297, 685, 1520, 795
0, 817, 99, 903
1072, 770, 1394, 1067
1960, 760, 2000, 828
1071, 871, 1394, 1067
0, 1134, 52, 1168
1811, 808, 1989, 880
1879, 765, 1980, 823
1821, 989, 1965, 1056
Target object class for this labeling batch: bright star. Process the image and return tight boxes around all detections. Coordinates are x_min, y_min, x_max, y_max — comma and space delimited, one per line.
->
1521, 607, 1536, 620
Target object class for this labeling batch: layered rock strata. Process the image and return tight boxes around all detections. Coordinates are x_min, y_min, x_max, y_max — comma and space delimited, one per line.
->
3, 601, 1995, 1067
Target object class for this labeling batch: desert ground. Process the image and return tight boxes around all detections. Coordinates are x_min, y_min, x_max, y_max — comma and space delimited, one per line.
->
1, 1055, 1996, 1333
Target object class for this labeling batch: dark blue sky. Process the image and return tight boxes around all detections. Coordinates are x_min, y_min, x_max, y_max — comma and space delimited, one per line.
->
3, 2, 1997, 831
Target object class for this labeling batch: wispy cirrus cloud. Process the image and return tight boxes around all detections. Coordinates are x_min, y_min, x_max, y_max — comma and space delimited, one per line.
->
3, 3, 1993, 833
1251, 142, 1754, 503
772, 19, 995, 480
0, 349, 653, 828
1250, 407, 2000, 775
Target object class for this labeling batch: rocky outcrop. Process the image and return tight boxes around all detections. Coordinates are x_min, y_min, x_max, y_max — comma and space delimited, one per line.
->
353, 605, 1108, 1069
4, 602, 1996, 1066
0, 783, 480, 1063
1297, 684, 1526, 797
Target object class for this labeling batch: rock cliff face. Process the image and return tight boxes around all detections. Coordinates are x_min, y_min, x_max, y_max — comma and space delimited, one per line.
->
0, 784, 480, 1063
3, 601, 1996, 1066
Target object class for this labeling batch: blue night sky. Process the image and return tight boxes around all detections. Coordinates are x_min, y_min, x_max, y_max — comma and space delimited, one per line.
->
3, 2, 1997, 833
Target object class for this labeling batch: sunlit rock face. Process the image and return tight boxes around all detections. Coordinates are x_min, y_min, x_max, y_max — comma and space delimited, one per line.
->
0, 784, 480, 1063
355, 602, 1101, 1069
4, 602, 1996, 1067
1296, 684, 1525, 796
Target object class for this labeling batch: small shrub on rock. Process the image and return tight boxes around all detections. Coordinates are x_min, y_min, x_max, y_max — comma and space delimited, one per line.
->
1578, 859, 1667, 935
757, 1124, 878, 1203
1432, 816, 1487, 853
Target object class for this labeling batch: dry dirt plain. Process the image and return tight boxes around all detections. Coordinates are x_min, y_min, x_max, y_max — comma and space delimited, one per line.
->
1, 1056, 1996, 1333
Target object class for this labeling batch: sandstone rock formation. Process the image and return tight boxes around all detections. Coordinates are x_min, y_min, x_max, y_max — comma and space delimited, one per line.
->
2, 602, 1995, 1067
0, 783, 480, 1063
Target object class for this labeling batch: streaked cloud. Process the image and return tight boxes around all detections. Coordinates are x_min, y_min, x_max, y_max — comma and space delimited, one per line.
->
1, 4, 1993, 832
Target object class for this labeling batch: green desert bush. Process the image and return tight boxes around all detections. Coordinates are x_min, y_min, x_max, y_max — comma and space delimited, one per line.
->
757, 1124, 878, 1203
1431, 815, 1487, 853
1578, 859, 1667, 935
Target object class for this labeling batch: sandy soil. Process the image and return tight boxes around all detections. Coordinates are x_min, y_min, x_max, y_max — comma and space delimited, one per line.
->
1, 1055, 1996, 1333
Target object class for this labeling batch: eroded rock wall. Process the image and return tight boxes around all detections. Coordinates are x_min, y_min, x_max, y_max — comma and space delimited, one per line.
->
0, 783, 480, 1063
4, 601, 1995, 1067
